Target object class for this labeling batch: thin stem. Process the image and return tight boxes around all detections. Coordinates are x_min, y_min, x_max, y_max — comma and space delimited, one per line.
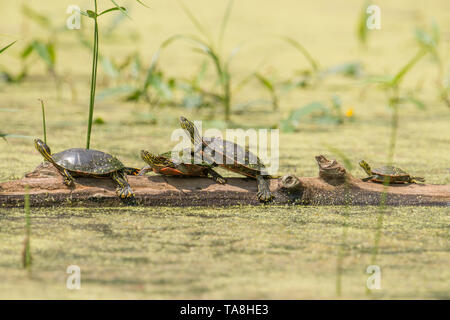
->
336, 175, 351, 296
367, 88, 399, 295
223, 73, 231, 121
23, 185, 32, 272
39, 99, 47, 144
86, 0, 99, 149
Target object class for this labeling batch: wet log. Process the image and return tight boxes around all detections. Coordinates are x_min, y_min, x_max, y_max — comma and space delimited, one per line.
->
0, 157, 449, 208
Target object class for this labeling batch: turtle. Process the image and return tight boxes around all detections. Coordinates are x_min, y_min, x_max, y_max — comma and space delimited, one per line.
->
139, 148, 226, 184
179, 116, 275, 202
34, 138, 139, 199
359, 160, 425, 184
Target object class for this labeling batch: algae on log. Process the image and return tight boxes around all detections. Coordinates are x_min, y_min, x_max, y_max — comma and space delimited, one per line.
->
0, 156, 449, 207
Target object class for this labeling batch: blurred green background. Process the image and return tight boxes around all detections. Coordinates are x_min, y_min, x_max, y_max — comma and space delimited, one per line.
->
0, 0, 449, 299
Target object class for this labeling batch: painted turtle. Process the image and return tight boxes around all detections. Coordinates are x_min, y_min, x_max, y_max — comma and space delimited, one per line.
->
34, 139, 139, 198
139, 149, 226, 184
359, 160, 425, 184
179, 116, 275, 202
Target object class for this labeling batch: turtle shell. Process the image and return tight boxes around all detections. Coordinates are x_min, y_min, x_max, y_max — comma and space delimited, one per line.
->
203, 137, 266, 177
52, 148, 124, 175
371, 166, 411, 182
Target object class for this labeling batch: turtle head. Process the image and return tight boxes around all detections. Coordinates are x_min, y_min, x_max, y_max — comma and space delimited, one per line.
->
141, 150, 169, 169
359, 160, 372, 175
34, 139, 52, 161
179, 116, 201, 144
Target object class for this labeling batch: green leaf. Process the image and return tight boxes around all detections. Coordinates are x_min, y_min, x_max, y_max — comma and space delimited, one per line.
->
21, 44, 34, 59
97, 85, 136, 101
0, 40, 17, 55
254, 73, 274, 92
288, 102, 328, 122
219, 0, 234, 50
100, 57, 119, 78
94, 117, 105, 124
21, 5, 51, 28
32, 40, 55, 69
280, 36, 319, 73
109, 0, 130, 18
47, 42, 56, 65
99, 7, 126, 17
78, 10, 90, 17
400, 96, 426, 110
86, 10, 97, 18
322, 62, 363, 78
391, 49, 427, 87
135, 0, 150, 8
175, 0, 214, 45
280, 101, 333, 132
357, 1, 370, 46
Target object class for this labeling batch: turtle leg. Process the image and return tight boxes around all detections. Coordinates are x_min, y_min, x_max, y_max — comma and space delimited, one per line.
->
256, 175, 273, 203
59, 168, 75, 187
111, 170, 134, 199
138, 165, 152, 176
206, 168, 227, 184
124, 167, 141, 175
361, 176, 374, 182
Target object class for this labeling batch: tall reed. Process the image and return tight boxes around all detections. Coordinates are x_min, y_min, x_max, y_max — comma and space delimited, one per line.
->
39, 99, 47, 144
22, 186, 32, 272
367, 48, 429, 295
84, 0, 146, 148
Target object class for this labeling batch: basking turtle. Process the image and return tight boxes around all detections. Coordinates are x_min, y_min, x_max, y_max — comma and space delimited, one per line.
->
359, 160, 425, 184
139, 149, 226, 184
179, 116, 275, 202
34, 139, 139, 198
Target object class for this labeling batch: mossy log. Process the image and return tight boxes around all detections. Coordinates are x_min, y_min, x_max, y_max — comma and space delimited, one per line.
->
0, 156, 449, 207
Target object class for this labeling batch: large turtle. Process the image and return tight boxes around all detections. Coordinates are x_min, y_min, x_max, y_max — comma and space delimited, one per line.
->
359, 160, 425, 184
179, 116, 275, 202
34, 139, 138, 198
139, 149, 226, 184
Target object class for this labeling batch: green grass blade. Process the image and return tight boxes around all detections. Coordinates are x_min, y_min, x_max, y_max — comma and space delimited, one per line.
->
135, 0, 150, 8
254, 73, 278, 110
391, 49, 427, 87
0, 40, 17, 54
39, 99, 47, 144
86, 1, 99, 149
109, 0, 131, 18
175, 0, 214, 46
219, 0, 234, 51
357, 1, 370, 46
99, 6, 126, 17
23, 186, 32, 270
21, 4, 51, 28
281, 36, 319, 73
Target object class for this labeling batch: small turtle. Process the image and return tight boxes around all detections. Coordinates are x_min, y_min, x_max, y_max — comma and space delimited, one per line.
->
359, 160, 425, 184
139, 149, 226, 184
179, 116, 275, 202
34, 139, 139, 199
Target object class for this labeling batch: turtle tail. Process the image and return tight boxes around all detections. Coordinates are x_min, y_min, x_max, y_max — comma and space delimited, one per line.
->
124, 167, 141, 175
411, 176, 425, 183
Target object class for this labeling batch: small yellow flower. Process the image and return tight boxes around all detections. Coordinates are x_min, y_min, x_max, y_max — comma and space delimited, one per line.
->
345, 108, 354, 117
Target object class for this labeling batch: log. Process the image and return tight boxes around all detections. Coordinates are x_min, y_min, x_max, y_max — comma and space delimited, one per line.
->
0, 156, 449, 207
